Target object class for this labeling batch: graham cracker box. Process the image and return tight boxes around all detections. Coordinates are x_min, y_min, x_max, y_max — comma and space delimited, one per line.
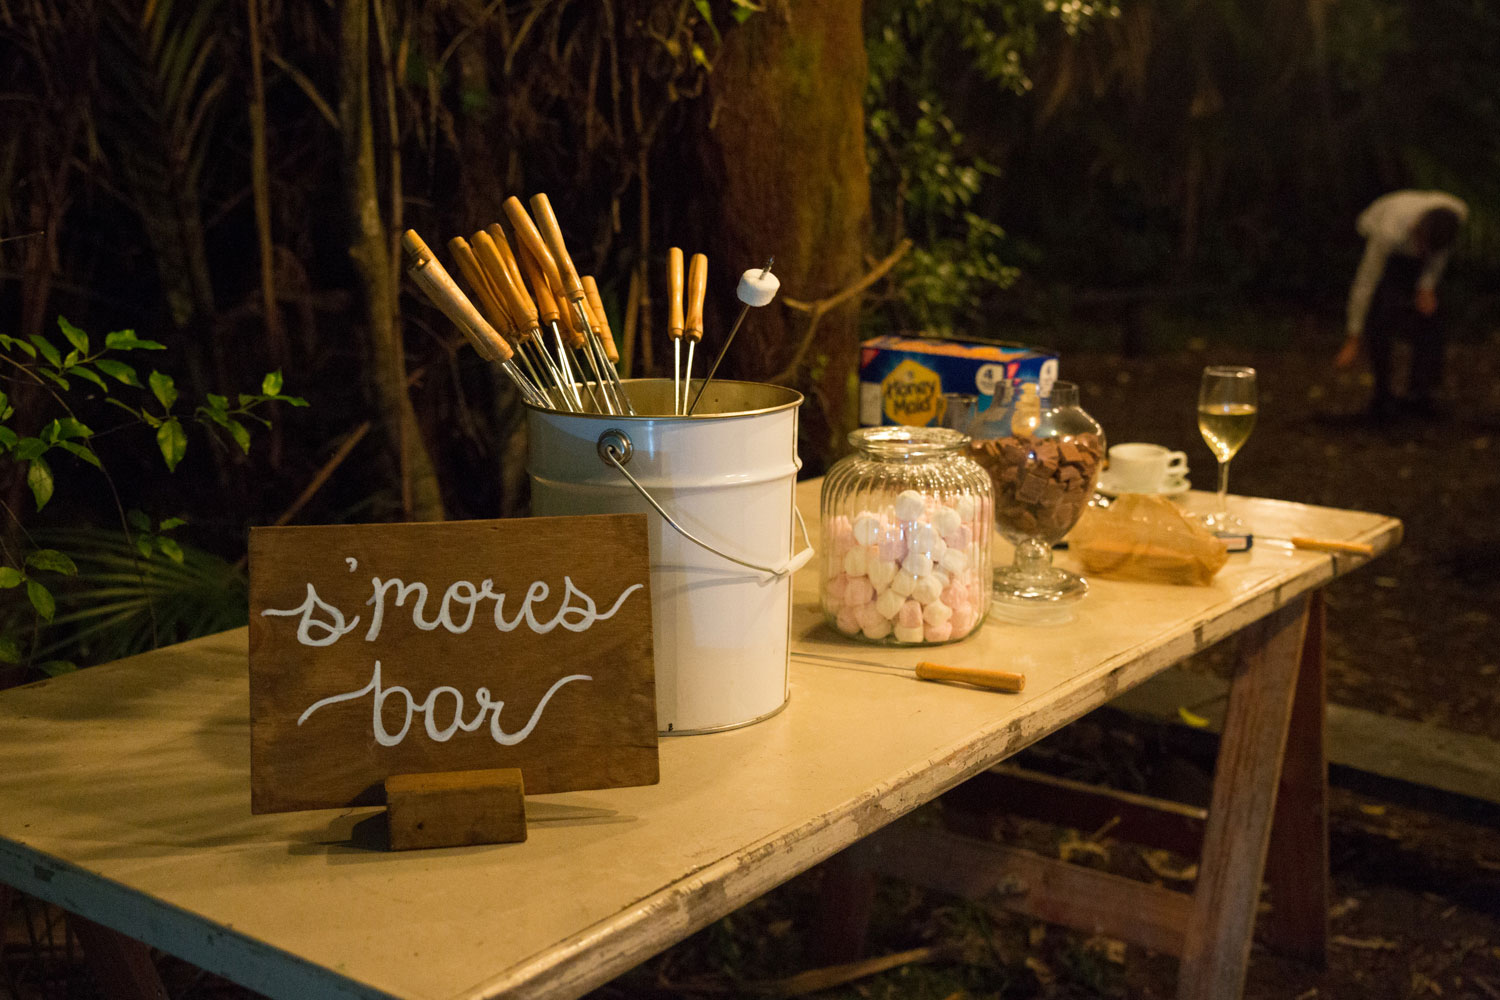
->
858, 335, 1059, 427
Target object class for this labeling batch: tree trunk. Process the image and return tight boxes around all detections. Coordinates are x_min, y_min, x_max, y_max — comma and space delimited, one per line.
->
339, 0, 445, 521
688, 0, 871, 472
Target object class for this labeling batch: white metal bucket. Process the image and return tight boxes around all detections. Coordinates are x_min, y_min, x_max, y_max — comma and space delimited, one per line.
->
526, 379, 813, 735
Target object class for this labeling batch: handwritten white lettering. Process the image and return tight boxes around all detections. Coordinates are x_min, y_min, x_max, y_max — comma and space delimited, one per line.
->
296, 660, 592, 746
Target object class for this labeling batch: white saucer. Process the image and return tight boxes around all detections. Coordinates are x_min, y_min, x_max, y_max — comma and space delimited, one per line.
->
1095, 471, 1191, 498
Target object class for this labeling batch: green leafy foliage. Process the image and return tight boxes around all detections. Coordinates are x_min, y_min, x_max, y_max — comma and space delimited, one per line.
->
0, 319, 303, 678
864, 0, 1118, 337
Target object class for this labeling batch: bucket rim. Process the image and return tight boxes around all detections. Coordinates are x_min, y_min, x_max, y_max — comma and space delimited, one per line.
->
524, 378, 804, 421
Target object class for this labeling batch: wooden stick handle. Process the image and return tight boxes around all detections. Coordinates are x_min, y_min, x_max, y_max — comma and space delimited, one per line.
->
485, 224, 530, 313
472, 230, 539, 338
400, 230, 512, 363
517, 240, 563, 327
528, 192, 585, 302
447, 237, 512, 334
667, 247, 684, 341
582, 277, 619, 363
504, 196, 565, 298
557, 293, 587, 349
914, 661, 1025, 693
1290, 536, 1375, 557
685, 252, 707, 343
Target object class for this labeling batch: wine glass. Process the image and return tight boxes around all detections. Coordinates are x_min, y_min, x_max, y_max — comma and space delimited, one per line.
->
1197, 365, 1257, 532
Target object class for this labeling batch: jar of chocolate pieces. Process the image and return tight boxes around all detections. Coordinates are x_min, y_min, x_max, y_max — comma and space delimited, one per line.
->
820, 427, 993, 644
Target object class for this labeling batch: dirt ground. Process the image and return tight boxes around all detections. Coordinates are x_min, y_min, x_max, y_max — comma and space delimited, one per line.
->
7, 343, 1500, 1000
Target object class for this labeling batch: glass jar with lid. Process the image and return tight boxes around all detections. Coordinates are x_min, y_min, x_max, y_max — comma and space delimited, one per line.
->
820, 427, 993, 644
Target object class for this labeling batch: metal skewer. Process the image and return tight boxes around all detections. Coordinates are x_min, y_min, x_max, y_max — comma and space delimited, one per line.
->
470, 230, 581, 411
667, 247, 685, 413
683, 252, 707, 416
525, 193, 637, 415
512, 233, 603, 413
687, 257, 774, 416
448, 236, 557, 407
505, 196, 625, 415
400, 230, 547, 407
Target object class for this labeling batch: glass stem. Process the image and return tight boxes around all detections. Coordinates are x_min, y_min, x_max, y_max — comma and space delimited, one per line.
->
1216, 458, 1231, 520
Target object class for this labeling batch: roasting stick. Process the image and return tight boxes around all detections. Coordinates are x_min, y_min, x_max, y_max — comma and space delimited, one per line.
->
792, 650, 1026, 694
667, 247, 685, 413
504, 196, 624, 415
517, 238, 605, 414
527, 192, 637, 415
683, 252, 707, 415
581, 276, 622, 379
687, 258, 778, 416
471, 230, 580, 411
483, 225, 587, 410
447, 237, 550, 399
400, 230, 547, 407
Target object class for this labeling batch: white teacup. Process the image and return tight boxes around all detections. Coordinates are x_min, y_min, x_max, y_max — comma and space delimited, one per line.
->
1107, 442, 1188, 493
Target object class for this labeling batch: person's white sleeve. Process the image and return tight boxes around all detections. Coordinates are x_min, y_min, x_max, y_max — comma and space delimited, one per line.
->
1418, 250, 1451, 292
1346, 237, 1390, 338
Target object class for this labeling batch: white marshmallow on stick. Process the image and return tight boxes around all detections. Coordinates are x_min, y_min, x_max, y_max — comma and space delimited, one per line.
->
686, 258, 777, 415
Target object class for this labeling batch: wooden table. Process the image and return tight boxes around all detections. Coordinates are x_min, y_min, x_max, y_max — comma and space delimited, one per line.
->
0, 481, 1399, 1000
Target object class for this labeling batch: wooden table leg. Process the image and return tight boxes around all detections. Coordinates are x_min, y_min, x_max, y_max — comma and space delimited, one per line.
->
1176, 594, 1311, 999
1262, 589, 1329, 965
813, 843, 879, 964
68, 914, 169, 1000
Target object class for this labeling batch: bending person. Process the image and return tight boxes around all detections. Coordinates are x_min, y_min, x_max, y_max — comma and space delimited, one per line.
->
1336, 189, 1467, 420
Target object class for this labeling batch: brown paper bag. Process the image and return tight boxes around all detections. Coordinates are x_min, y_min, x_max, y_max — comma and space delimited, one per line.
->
1069, 494, 1229, 586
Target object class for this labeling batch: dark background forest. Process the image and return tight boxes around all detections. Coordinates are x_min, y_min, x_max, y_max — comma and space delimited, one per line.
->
2, 0, 1498, 672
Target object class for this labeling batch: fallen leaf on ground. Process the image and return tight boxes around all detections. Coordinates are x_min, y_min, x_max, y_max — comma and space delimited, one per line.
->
1059, 830, 1110, 865
1177, 706, 1211, 728
1295, 989, 1319, 1000
1359, 803, 1388, 816
1331, 934, 1399, 951
1140, 848, 1199, 882
1025, 956, 1055, 985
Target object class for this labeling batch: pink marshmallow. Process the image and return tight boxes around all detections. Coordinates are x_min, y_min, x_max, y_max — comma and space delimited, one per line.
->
950, 601, 977, 635
940, 583, 966, 608
844, 576, 875, 606
828, 515, 854, 552
826, 572, 849, 602
861, 615, 893, 640
897, 599, 923, 630
924, 620, 953, 643
943, 524, 974, 551
855, 602, 886, 632
878, 534, 908, 564
835, 605, 860, 635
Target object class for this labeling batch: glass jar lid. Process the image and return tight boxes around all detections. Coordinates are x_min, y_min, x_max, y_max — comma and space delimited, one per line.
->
847, 426, 970, 460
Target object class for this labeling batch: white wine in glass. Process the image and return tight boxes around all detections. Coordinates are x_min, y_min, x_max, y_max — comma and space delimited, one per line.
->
1197, 366, 1257, 531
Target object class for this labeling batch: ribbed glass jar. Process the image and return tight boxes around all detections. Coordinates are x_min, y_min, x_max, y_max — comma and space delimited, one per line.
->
820, 427, 993, 645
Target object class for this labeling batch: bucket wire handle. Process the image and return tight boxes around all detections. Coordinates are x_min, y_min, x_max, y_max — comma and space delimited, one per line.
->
598, 435, 814, 578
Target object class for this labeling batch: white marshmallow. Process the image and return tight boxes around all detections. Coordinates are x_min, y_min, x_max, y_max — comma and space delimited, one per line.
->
927, 536, 948, 564
894, 490, 926, 523
875, 587, 905, 621
843, 546, 868, 577
893, 624, 926, 644
737, 268, 781, 307
890, 569, 918, 597
955, 495, 977, 523
851, 511, 882, 546
910, 522, 942, 553
940, 548, 969, 575
930, 567, 950, 590
911, 574, 943, 605
933, 506, 962, 537
922, 599, 953, 626
867, 557, 898, 591
861, 616, 893, 640
901, 551, 933, 577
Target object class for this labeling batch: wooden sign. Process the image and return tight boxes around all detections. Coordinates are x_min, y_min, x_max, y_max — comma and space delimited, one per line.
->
248, 514, 657, 814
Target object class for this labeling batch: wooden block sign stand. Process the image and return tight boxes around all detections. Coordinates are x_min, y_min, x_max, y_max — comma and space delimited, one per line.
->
249, 514, 658, 849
